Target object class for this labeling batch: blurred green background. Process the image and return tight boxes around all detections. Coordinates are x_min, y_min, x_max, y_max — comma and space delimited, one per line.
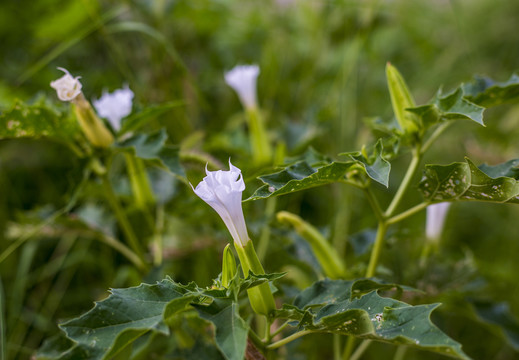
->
1, 0, 519, 359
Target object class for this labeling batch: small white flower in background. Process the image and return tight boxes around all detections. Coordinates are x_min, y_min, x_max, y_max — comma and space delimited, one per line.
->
50, 67, 82, 101
426, 202, 451, 240
224, 65, 260, 109
192, 161, 250, 247
93, 87, 134, 131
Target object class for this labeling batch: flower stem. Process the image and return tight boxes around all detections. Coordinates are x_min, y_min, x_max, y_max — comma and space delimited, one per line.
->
385, 148, 422, 218
101, 174, 146, 266
234, 241, 276, 316
266, 330, 314, 350
246, 107, 272, 165
365, 222, 388, 278
342, 336, 356, 360
386, 202, 428, 225
350, 340, 372, 360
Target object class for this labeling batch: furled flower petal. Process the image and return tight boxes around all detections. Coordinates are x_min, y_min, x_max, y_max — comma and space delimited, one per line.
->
224, 65, 260, 109
426, 202, 451, 240
50, 67, 82, 101
192, 161, 250, 247
93, 87, 134, 131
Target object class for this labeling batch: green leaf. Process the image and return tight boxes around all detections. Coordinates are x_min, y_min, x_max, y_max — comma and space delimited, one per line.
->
247, 159, 358, 201
471, 300, 519, 350
407, 87, 485, 128
248, 147, 392, 201
57, 279, 196, 360
116, 128, 185, 178
463, 74, 519, 107
195, 303, 248, 360
119, 101, 184, 134
340, 139, 391, 187
419, 158, 519, 203
285, 279, 469, 359
0, 99, 81, 145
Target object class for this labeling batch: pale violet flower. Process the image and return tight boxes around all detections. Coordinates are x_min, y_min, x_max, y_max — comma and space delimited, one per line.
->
224, 65, 260, 109
93, 87, 134, 131
426, 202, 451, 240
192, 161, 250, 247
50, 67, 82, 101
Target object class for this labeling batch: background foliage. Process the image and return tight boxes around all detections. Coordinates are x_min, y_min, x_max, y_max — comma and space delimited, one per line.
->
1, 0, 519, 359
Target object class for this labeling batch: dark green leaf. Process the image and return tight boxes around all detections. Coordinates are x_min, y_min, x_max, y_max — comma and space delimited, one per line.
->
407, 87, 485, 128
340, 139, 391, 187
116, 128, 185, 178
247, 160, 358, 201
195, 303, 248, 360
463, 74, 519, 107
419, 158, 519, 203
58, 279, 195, 360
286, 279, 469, 359
0, 99, 81, 145
247, 147, 391, 201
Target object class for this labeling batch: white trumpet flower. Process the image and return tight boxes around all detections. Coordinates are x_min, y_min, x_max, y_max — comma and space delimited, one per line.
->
426, 202, 451, 240
93, 87, 134, 131
224, 65, 260, 109
192, 161, 250, 247
50, 67, 82, 102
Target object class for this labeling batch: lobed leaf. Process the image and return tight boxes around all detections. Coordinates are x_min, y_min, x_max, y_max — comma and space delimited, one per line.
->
247, 146, 391, 201
407, 87, 485, 128
462, 73, 519, 107
283, 279, 469, 359
419, 158, 519, 203
58, 279, 196, 360
340, 139, 391, 187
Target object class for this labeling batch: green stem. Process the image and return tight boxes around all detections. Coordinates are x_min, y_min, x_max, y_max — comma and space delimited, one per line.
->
266, 330, 314, 350
350, 340, 372, 360
363, 186, 385, 222
393, 345, 408, 360
365, 222, 388, 278
98, 233, 147, 271
277, 211, 346, 279
385, 149, 422, 218
334, 334, 342, 360
270, 320, 290, 338
246, 107, 272, 165
153, 205, 165, 266
248, 328, 265, 352
234, 241, 276, 316
101, 174, 146, 265
342, 336, 356, 360
386, 202, 428, 225
421, 122, 451, 155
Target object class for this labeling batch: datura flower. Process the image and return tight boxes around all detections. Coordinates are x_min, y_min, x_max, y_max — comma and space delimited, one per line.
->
50, 67, 82, 102
224, 65, 260, 109
50, 68, 114, 148
192, 161, 250, 247
93, 87, 134, 131
426, 202, 451, 240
